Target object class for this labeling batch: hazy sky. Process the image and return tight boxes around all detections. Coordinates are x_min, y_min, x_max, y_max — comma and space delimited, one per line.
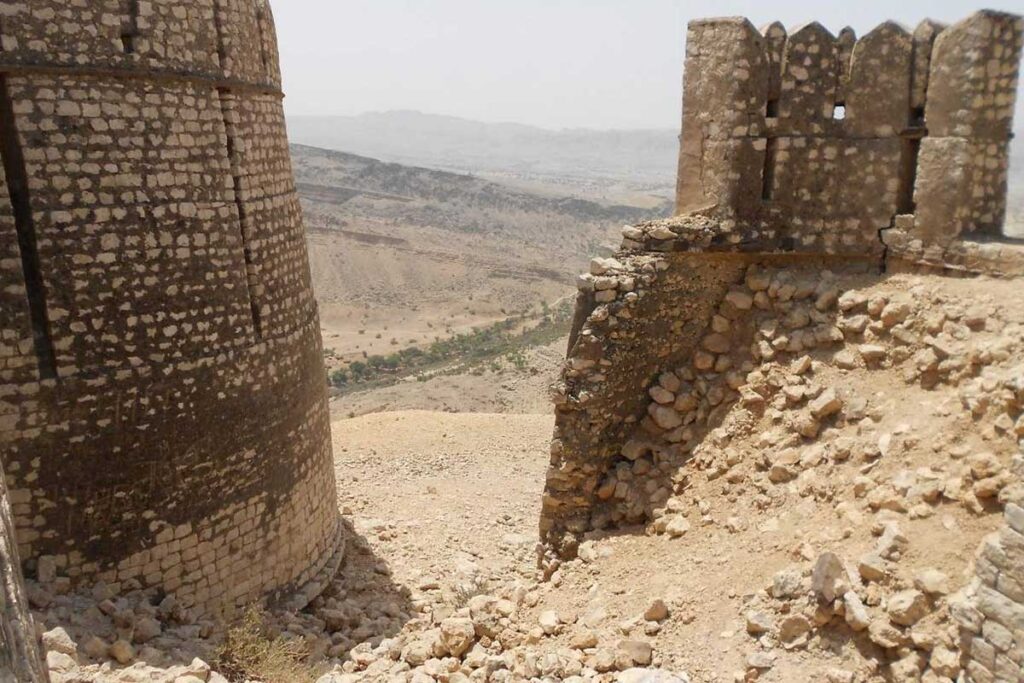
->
274, 0, 1024, 131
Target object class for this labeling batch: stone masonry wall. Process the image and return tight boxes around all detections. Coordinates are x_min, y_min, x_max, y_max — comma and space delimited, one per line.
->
543, 10, 1024, 681
953, 455, 1024, 683
676, 12, 1023, 250
0, 1, 342, 619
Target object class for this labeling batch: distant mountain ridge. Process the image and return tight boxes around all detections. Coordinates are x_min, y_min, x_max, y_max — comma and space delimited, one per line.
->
286, 110, 1023, 235
286, 110, 679, 187
290, 143, 657, 230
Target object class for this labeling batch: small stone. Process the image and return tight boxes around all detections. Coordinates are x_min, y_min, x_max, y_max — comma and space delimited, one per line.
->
791, 355, 813, 375
746, 651, 775, 670
693, 351, 715, 371
929, 645, 960, 677
650, 405, 683, 430
746, 267, 771, 292
889, 652, 924, 680
880, 301, 912, 327
622, 225, 645, 241
857, 554, 890, 582
858, 344, 887, 362
968, 452, 1001, 479
778, 615, 811, 648
772, 568, 804, 600
618, 669, 690, 683
811, 552, 846, 603
791, 412, 820, 438
46, 651, 77, 672
42, 627, 77, 657
621, 440, 652, 461
809, 389, 843, 419
745, 611, 773, 635
591, 648, 617, 673
569, 629, 599, 650
826, 669, 855, 683
440, 617, 476, 657
833, 349, 860, 369
725, 291, 753, 310
843, 592, 870, 631
838, 291, 866, 311
133, 616, 162, 644
886, 589, 928, 626
539, 610, 561, 635
649, 386, 675, 404
644, 599, 669, 622
81, 635, 108, 660
591, 257, 623, 275
658, 372, 682, 393
913, 569, 950, 596
401, 639, 432, 666
702, 334, 731, 354
875, 522, 908, 559
184, 657, 211, 680
617, 639, 653, 666
665, 516, 691, 538
868, 620, 905, 648
109, 639, 135, 665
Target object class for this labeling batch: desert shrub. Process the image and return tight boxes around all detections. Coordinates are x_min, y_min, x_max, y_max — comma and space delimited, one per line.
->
214, 608, 321, 683
506, 349, 529, 371
452, 575, 491, 608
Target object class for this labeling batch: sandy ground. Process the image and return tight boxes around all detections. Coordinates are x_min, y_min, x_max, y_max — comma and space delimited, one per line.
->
329, 339, 566, 418
331, 411, 552, 597
325, 272, 1022, 682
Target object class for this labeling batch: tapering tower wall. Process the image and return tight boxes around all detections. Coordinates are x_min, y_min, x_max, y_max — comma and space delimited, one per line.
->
0, 0, 342, 617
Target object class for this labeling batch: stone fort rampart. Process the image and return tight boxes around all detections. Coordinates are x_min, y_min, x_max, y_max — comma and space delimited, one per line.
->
541, 11, 1023, 682
675, 12, 1021, 253
0, 0, 341, 620
543, 10, 1024, 558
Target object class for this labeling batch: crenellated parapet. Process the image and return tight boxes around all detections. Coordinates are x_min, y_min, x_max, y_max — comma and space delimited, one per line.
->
676, 11, 1023, 252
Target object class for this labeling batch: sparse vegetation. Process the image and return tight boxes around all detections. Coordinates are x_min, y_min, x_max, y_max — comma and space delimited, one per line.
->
214, 608, 322, 683
325, 299, 573, 393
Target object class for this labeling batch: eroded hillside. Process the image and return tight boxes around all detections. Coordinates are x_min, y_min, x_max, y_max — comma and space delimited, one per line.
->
292, 145, 668, 373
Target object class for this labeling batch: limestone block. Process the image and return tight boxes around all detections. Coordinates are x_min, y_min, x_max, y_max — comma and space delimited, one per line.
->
845, 22, 913, 137
677, 138, 766, 220
832, 138, 902, 232
913, 137, 972, 243
778, 22, 839, 135
681, 18, 769, 142
926, 11, 1024, 139
769, 136, 838, 220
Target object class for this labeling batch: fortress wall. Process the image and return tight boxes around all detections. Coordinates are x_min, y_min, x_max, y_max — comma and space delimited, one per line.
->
675, 12, 1023, 254
915, 13, 1024, 243
545, 10, 1024, 680
542, 253, 745, 554
540, 227, 881, 562
0, 1, 340, 617
953, 457, 1024, 683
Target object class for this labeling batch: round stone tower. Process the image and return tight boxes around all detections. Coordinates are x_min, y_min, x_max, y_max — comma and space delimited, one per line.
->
0, 0, 342, 617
